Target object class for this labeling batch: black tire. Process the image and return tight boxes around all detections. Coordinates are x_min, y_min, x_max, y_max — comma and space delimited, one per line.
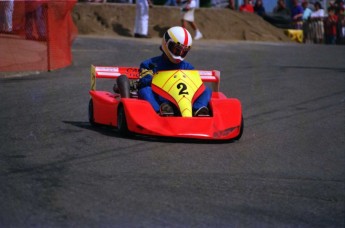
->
117, 104, 129, 135
88, 99, 96, 126
234, 115, 244, 141
117, 75, 130, 98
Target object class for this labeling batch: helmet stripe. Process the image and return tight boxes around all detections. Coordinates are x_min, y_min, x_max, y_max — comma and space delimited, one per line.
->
182, 28, 189, 46
168, 30, 178, 43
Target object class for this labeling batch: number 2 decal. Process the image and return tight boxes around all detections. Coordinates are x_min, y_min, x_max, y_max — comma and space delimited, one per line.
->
177, 83, 189, 95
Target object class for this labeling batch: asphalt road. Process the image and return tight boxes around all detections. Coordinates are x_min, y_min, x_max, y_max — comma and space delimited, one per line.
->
0, 36, 344, 227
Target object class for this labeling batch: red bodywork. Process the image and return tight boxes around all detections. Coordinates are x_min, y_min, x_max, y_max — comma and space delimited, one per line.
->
89, 66, 243, 140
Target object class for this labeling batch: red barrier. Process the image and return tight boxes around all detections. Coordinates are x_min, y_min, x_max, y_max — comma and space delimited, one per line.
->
0, 0, 77, 72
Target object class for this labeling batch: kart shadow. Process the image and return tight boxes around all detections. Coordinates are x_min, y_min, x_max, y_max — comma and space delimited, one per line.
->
63, 121, 236, 144
63, 121, 129, 139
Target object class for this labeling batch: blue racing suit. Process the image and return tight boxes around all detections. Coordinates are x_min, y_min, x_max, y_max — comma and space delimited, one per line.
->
138, 54, 212, 112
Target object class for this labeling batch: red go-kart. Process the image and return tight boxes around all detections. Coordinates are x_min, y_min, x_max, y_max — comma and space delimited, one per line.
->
88, 65, 243, 141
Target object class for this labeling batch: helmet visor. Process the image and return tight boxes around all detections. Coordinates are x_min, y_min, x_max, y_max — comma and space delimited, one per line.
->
168, 41, 191, 58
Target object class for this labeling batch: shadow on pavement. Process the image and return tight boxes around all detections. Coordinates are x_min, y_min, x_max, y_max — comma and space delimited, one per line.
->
63, 120, 236, 144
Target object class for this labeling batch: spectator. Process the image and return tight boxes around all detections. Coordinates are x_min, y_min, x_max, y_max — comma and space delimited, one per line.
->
324, 6, 338, 44
254, 0, 266, 17
335, 0, 345, 15
239, 0, 254, 13
273, 0, 290, 16
302, 0, 312, 43
309, 1, 325, 43
25, 0, 47, 40
337, 6, 345, 44
328, 0, 335, 7
338, 2, 345, 15
134, 0, 153, 38
165, 0, 177, 6
227, 0, 235, 10
334, 0, 344, 7
310, 1, 325, 18
180, 0, 203, 40
302, 0, 312, 21
0, 0, 14, 33
340, 1, 345, 10
291, 0, 304, 29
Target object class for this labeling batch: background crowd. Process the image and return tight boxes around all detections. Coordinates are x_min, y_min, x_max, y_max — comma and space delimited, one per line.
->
77, 0, 345, 44
235, 0, 345, 44
1, 0, 344, 44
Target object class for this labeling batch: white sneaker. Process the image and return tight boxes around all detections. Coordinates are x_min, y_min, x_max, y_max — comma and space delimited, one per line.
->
194, 30, 203, 40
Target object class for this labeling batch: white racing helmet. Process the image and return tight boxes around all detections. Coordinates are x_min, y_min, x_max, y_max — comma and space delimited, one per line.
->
162, 26, 192, 64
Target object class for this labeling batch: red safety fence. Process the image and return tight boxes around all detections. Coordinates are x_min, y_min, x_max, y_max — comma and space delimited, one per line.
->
0, 0, 78, 72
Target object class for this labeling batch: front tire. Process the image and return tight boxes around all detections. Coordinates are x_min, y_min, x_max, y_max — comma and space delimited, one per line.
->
234, 115, 244, 141
117, 104, 129, 135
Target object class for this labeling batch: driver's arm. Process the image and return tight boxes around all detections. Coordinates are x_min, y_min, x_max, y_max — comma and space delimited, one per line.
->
138, 62, 157, 88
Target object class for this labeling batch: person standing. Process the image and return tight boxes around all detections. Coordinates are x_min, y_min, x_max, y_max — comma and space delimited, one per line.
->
25, 0, 47, 40
337, 6, 345, 44
324, 6, 338, 44
291, 0, 304, 29
310, 1, 325, 44
301, 0, 312, 43
180, 0, 203, 40
254, 0, 266, 17
134, 0, 153, 38
239, 0, 254, 13
302, 0, 312, 21
165, 0, 177, 6
228, 0, 235, 10
0, 0, 14, 33
273, 0, 290, 16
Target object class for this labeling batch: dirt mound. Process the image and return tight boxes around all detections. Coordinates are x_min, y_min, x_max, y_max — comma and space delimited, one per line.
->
72, 3, 291, 42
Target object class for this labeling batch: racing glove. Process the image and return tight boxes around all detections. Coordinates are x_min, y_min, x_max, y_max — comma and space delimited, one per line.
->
139, 73, 153, 87
138, 63, 157, 88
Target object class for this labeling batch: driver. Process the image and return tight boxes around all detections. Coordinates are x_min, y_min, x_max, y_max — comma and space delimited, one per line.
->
138, 26, 212, 116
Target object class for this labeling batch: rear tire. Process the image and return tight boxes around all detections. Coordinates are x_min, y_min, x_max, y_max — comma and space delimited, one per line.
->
117, 104, 129, 135
117, 75, 130, 98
